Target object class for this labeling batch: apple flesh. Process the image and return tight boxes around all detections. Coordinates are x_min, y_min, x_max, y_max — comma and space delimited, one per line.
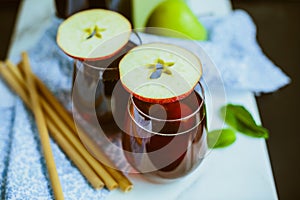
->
57, 9, 132, 60
119, 43, 202, 104
146, 0, 207, 41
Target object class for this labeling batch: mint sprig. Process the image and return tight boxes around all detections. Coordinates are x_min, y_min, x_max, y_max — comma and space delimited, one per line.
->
207, 104, 269, 149
221, 104, 269, 139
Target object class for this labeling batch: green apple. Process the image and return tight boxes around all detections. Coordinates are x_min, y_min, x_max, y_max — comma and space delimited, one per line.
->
119, 43, 202, 103
146, 0, 207, 41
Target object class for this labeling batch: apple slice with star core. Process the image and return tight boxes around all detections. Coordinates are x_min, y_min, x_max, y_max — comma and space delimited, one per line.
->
119, 43, 202, 103
57, 9, 131, 60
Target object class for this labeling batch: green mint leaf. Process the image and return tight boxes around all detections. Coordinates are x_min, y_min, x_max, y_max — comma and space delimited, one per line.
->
221, 104, 269, 138
234, 118, 269, 138
207, 129, 236, 148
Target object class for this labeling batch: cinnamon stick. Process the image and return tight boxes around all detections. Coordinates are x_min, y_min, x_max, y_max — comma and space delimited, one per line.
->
21, 52, 64, 199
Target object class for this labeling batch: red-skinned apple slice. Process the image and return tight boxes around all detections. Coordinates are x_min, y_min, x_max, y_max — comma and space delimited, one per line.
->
57, 9, 131, 60
119, 43, 202, 103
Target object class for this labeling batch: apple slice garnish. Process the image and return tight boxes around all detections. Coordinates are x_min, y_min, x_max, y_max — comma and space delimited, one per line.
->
119, 43, 202, 103
57, 9, 131, 61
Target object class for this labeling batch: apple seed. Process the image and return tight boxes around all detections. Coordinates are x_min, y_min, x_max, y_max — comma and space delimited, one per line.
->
147, 58, 174, 79
84, 25, 106, 40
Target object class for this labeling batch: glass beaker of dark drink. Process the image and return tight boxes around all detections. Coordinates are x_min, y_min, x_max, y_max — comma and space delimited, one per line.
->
119, 43, 207, 181
122, 83, 207, 180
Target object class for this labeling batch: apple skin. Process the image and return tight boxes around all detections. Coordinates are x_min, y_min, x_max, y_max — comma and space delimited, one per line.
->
146, 0, 207, 41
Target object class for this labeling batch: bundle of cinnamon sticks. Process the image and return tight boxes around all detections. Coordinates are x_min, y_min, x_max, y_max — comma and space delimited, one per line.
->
0, 53, 133, 197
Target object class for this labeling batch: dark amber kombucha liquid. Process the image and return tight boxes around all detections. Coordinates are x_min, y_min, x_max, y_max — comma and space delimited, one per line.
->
122, 90, 207, 179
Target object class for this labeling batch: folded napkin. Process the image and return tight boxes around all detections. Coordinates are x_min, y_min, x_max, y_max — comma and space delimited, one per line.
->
0, 9, 290, 199
0, 107, 14, 198
202, 10, 290, 93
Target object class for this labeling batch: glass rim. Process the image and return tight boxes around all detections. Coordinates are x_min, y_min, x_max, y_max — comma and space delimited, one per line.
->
128, 109, 206, 137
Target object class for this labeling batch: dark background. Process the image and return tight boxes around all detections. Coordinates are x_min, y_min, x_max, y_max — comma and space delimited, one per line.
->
232, 0, 300, 199
1, 0, 299, 199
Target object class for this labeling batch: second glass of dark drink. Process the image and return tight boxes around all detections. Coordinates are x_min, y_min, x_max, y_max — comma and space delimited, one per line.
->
57, 9, 139, 139
72, 40, 137, 136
